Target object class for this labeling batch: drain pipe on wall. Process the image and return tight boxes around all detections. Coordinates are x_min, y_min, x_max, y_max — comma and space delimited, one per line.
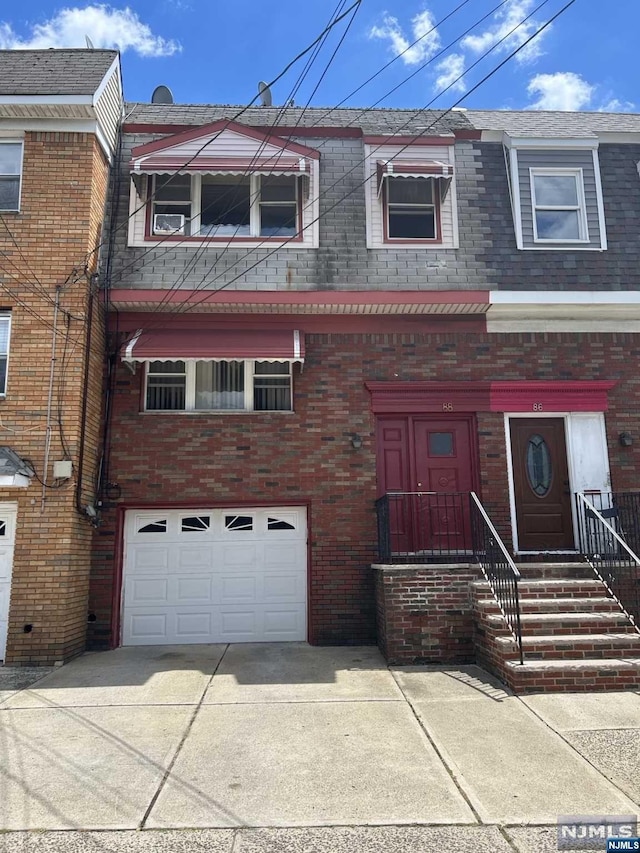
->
41, 285, 61, 514
75, 276, 96, 521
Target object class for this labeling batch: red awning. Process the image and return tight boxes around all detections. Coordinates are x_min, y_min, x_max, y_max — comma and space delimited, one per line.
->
122, 328, 305, 363
376, 159, 454, 197
130, 156, 311, 177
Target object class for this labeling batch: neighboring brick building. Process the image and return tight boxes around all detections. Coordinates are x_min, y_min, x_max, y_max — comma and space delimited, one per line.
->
0, 49, 123, 664
88, 102, 640, 661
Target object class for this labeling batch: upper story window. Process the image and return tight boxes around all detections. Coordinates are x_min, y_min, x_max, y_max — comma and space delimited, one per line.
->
0, 314, 10, 395
0, 142, 23, 212
364, 141, 458, 249
128, 119, 320, 249
530, 170, 587, 242
504, 136, 606, 251
385, 177, 438, 241
151, 173, 299, 239
145, 360, 293, 412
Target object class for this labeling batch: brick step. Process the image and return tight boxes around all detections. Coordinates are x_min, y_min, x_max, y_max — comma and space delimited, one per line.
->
475, 596, 619, 614
471, 579, 607, 599
495, 632, 640, 661
514, 562, 594, 580
504, 658, 640, 693
483, 610, 635, 635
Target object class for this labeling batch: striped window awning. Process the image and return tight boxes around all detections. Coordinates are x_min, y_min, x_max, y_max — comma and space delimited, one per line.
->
122, 328, 305, 364
376, 159, 454, 198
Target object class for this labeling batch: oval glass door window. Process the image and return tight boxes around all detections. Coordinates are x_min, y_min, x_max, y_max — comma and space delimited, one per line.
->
526, 434, 552, 497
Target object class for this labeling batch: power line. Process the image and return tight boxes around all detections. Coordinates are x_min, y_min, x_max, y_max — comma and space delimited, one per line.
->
133, 0, 568, 327
104, 0, 508, 293
84, 0, 362, 270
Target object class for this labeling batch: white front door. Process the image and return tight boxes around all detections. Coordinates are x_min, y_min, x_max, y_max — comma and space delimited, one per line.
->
0, 504, 17, 661
122, 506, 308, 645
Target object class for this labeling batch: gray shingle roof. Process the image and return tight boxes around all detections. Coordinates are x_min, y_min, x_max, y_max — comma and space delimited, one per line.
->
124, 103, 473, 134
466, 109, 640, 135
0, 49, 118, 96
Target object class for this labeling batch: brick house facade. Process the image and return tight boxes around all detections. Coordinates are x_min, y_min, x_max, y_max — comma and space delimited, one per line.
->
0, 49, 123, 665
87, 104, 640, 654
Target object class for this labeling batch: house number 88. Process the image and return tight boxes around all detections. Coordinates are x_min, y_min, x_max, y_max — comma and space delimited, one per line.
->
442, 402, 454, 411
532, 402, 543, 411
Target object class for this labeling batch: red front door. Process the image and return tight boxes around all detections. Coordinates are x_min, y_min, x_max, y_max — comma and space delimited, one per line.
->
376, 416, 477, 553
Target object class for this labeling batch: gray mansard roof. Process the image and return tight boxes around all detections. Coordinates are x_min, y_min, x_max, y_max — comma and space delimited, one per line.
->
123, 103, 473, 135
0, 49, 118, 96
124, 102, 640, 138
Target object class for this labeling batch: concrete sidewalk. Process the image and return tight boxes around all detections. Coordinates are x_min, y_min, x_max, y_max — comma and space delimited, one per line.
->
0, 644, 638, 851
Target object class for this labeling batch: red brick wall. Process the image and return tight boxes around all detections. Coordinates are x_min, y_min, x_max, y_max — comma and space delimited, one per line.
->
0, 133, 108, 664
89, 327, 640, 648
374, 564, 481, 664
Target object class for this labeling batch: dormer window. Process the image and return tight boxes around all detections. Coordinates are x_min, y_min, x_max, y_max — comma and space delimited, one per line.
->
129, 119, 320, 248
0, 142, 22, 212
385, 177, 438, 240
530, 170, 587, 242
503, 136, 607, 251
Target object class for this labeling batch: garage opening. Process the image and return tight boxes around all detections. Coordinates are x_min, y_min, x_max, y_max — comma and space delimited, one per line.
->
122, 507, 307, 645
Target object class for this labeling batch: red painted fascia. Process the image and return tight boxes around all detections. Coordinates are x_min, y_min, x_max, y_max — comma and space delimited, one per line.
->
490, 380, 618, 413
366, 381, 492, 414
366, 380, 618, 415
130, 118, 321, 160
105, 289, 490, 308
453, 129, 482, 140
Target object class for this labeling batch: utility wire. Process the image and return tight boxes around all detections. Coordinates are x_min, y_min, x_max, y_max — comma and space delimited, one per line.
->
84, 0, 362, 269
104, 0, 515, 293
132, 0, 569, 328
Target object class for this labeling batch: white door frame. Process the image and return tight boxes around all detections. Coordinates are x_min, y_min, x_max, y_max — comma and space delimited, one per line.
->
0, 502, 18, 661
504, 413, 611, 555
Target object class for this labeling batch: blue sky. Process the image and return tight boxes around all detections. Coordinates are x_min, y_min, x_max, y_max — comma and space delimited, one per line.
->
0, 1, 636, 112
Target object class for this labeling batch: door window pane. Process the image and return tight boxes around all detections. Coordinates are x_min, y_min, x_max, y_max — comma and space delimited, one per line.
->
526, 434, 553, 497
429, 432, 454, 457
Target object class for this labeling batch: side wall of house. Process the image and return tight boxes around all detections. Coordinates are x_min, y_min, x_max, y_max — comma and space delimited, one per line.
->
0, 133, 109, 664
89, 328, 640, 648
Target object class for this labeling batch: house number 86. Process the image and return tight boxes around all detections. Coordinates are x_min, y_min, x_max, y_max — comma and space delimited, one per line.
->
532, 402, 543, 411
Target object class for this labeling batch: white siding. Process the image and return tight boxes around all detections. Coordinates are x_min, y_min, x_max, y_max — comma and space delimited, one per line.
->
93, 58, 123, 159
365, 144, 457, 249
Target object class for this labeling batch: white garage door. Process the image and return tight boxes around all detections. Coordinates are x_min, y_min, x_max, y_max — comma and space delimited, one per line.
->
122, 507, 307, 645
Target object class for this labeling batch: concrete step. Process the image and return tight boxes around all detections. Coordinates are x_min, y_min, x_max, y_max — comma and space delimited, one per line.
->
471, 579, 608, 599
483, 610, 635, 635
475, 596, 619, 614
504, 658, 640, 693
495, 632, 640, 661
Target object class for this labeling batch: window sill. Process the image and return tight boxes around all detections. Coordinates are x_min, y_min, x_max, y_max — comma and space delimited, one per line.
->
140, 410, 296, 415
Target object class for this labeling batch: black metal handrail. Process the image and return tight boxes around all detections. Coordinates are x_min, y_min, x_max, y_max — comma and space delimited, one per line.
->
374, 491, 473, 563
470, 491, 524, 664
575, 492, 640, 630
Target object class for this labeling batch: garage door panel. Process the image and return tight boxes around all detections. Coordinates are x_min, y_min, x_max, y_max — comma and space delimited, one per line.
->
176, 545, 214, 571
127, 577, 169, 605
123, 507, 307, 646
175, 576, 214, 603
127, 612, 168, 643
127, 546, 170, 574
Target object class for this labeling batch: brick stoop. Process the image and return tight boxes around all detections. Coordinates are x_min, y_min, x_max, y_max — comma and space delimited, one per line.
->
472, 566, 640, 693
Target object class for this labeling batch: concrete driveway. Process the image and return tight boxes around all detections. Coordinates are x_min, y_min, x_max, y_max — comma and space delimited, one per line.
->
0, 644, 639, 852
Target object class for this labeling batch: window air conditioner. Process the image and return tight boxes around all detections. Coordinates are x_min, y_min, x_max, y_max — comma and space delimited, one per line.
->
153, 213, 185, 235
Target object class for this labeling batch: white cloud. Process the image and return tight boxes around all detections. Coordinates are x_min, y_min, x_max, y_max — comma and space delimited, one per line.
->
369, 8, 440, 66
0, 5, 181, 56
599, 97, 635, 113
461, 0, 549, 64
526, 72, 594, 110
434, 53, 466, 94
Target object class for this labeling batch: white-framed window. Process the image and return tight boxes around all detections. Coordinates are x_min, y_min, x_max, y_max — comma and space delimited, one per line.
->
384, 177, 439, 241
0, 142, 23, 212
145, 360, 293, 412
0, 314, 11, 395
150, 173, 300, 239
530, 168, 588, 243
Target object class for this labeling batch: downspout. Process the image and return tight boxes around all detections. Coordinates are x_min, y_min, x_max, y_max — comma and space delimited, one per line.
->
41, 285, 61, 513
75, 278, 95, 518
